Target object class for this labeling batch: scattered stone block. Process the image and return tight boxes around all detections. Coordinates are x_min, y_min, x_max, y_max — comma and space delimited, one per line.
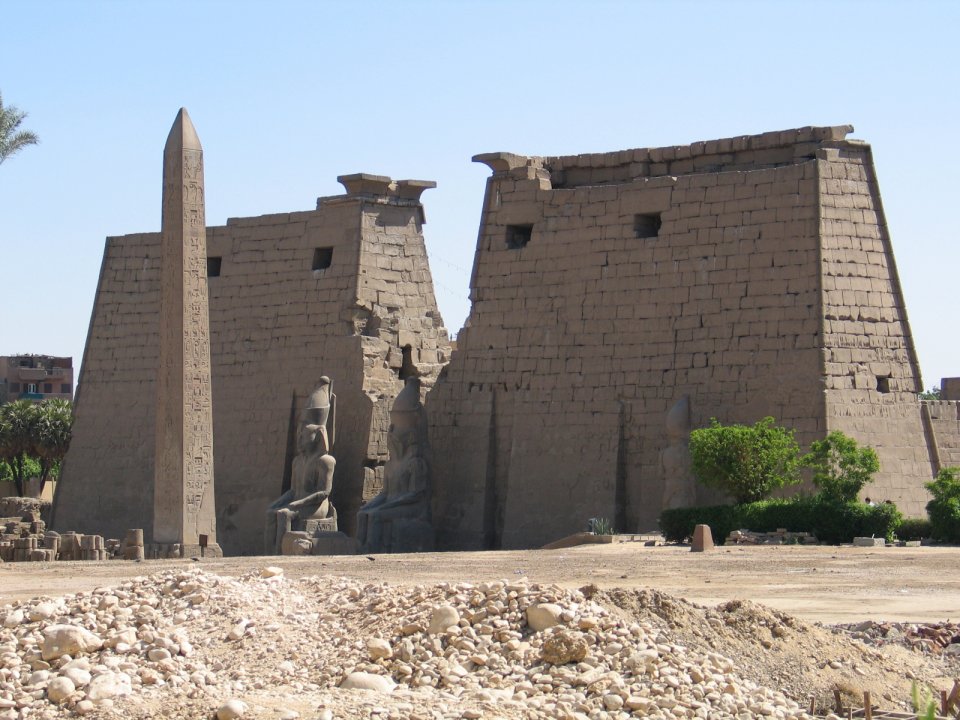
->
691, 524, 714, 552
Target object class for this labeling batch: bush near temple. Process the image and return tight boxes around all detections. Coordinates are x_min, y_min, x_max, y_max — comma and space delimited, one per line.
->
689, 417, 803, 504
660, 497, 902, 545
926, 467, 960, 543
805, 430, 880, 503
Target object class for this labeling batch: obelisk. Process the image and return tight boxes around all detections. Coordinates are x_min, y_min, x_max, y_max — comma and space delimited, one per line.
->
152, 108, 222, 558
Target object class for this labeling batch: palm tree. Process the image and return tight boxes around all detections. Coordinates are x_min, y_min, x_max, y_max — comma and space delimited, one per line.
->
0, 92, 39, 165
33, 399, 73, 495
0, 400, 40, 496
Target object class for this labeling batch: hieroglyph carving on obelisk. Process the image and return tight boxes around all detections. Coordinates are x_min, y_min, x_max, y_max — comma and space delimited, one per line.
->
152, 108, 222, 557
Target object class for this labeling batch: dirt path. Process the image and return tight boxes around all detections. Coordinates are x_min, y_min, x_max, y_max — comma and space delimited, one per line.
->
3, 543, 958, 624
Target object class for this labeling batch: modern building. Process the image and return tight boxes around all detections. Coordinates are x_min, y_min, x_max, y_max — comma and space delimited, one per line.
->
0, 355, 73, 404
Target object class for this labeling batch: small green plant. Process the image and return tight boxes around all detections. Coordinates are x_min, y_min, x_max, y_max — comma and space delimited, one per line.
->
805, 431, 880, 503
588, 517, 615, 535
689, 417, 803, 504
911, 680, 937, 720
926, 466, 960, 543
918, 386, 941, 401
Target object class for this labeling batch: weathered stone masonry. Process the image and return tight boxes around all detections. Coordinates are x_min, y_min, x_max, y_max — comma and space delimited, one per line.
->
55, 174, 450, 554
427, 125, 947, 550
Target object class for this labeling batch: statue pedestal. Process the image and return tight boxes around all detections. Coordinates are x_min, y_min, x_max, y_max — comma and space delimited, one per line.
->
280, 530, 356, 556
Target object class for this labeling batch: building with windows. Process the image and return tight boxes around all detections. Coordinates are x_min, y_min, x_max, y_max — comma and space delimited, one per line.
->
0, 355, 73, 404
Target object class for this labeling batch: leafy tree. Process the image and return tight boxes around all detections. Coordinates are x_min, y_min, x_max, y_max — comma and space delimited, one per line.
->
919, 386, 941, 401
925, 467, 960, 543
0, 455, 41, 485
689, 417, 803, 504
0, 400, 40, 496
804, 430, 880, 503
0, 92, 39, 164
32, 398, 73, 495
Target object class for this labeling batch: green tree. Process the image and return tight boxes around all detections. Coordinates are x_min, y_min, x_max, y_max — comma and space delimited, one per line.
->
32, 398, 73, 495
689, 417, 803, 504
925, 467, 960, 543
919, 386, 941, 401
0, 400, 40, 496
0, 92, 39, 165
804, 430, 880, 503
0, 456, 41, 485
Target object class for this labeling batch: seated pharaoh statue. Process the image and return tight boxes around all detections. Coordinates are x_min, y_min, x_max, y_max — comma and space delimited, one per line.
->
264, 377, 339, 555
356, 377, 434, 553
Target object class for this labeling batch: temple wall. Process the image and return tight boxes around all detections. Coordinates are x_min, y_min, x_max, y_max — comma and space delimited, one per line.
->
816, 145, 932, 515
429, 129, 855, 550
428, 126, 940, 549
55, 184, 449, 554
926, 401, 960, 472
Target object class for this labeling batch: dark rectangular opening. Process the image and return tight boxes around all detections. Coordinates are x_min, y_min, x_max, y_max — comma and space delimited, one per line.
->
876, 376, 891, 393
634, 213, 662, 238
43, 383, 52, 394
506, 224, 533, 250
61, 383, 72, 394
313, 247, 334, 270
207, 257, 222, 277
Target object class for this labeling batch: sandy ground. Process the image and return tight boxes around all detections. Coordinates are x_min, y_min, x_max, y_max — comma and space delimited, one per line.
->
2, 542, 958, 624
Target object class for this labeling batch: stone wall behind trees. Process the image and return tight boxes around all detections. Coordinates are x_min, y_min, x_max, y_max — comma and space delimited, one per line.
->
55, 178, 449, 554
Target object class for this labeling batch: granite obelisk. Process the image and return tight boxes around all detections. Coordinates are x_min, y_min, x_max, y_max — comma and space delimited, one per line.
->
152, 108, 222, 558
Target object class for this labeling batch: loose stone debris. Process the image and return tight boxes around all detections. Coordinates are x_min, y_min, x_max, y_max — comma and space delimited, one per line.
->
726, 529, 818, 546
1, 568, 958, 719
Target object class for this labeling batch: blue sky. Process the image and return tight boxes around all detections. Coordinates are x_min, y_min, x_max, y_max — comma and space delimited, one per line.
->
1, 0, 957, 390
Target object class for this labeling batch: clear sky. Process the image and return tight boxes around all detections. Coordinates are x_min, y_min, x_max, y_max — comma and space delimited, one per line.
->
1, 0, 956, 391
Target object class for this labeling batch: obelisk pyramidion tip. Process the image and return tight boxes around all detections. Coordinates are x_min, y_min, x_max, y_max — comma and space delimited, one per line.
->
165, 107, 202, 152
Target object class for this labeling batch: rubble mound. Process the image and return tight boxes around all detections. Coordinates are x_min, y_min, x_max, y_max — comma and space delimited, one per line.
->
595, 588, 960, 714
0, 569, 957, 719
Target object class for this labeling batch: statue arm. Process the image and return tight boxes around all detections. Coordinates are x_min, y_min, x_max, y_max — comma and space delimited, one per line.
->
286, 489, 329, 510
329, 392, 336, 450
267, 489, 294, 510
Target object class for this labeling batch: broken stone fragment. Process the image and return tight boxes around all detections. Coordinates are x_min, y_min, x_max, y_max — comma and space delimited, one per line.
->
339, 671, 396, 692
367, 638, 393, 660
216, 699, 248, 719
40, 625, 103, 661
526, 603, 563, 632
541, 630, 589, 665
427, 605, 460, 634
46, 676, 74, 703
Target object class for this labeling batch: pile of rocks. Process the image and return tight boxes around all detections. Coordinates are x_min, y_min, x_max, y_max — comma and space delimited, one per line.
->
726, 529, 817, 545
840, 620, 960, 656
0, 567, 820, 719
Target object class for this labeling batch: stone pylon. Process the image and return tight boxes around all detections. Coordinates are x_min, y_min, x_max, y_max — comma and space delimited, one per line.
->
151, 108, 222, 558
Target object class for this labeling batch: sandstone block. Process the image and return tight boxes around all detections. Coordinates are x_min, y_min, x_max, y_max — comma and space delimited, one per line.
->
41, 625, 103, 661
428, 605, 460, 634
340, 671, 396, 692
692, 524, 714, 552
541, 630, 589, 665
526, 603, 563, 632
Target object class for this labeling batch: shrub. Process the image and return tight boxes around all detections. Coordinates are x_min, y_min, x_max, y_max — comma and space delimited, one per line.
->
805, 431, 880, 503
926, 467, 960, 543
659, 497, 901, 544
689, 417, 803, 504
737, 497, 818, 533
896, 517, 932, 540
659, 505, 740, 543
